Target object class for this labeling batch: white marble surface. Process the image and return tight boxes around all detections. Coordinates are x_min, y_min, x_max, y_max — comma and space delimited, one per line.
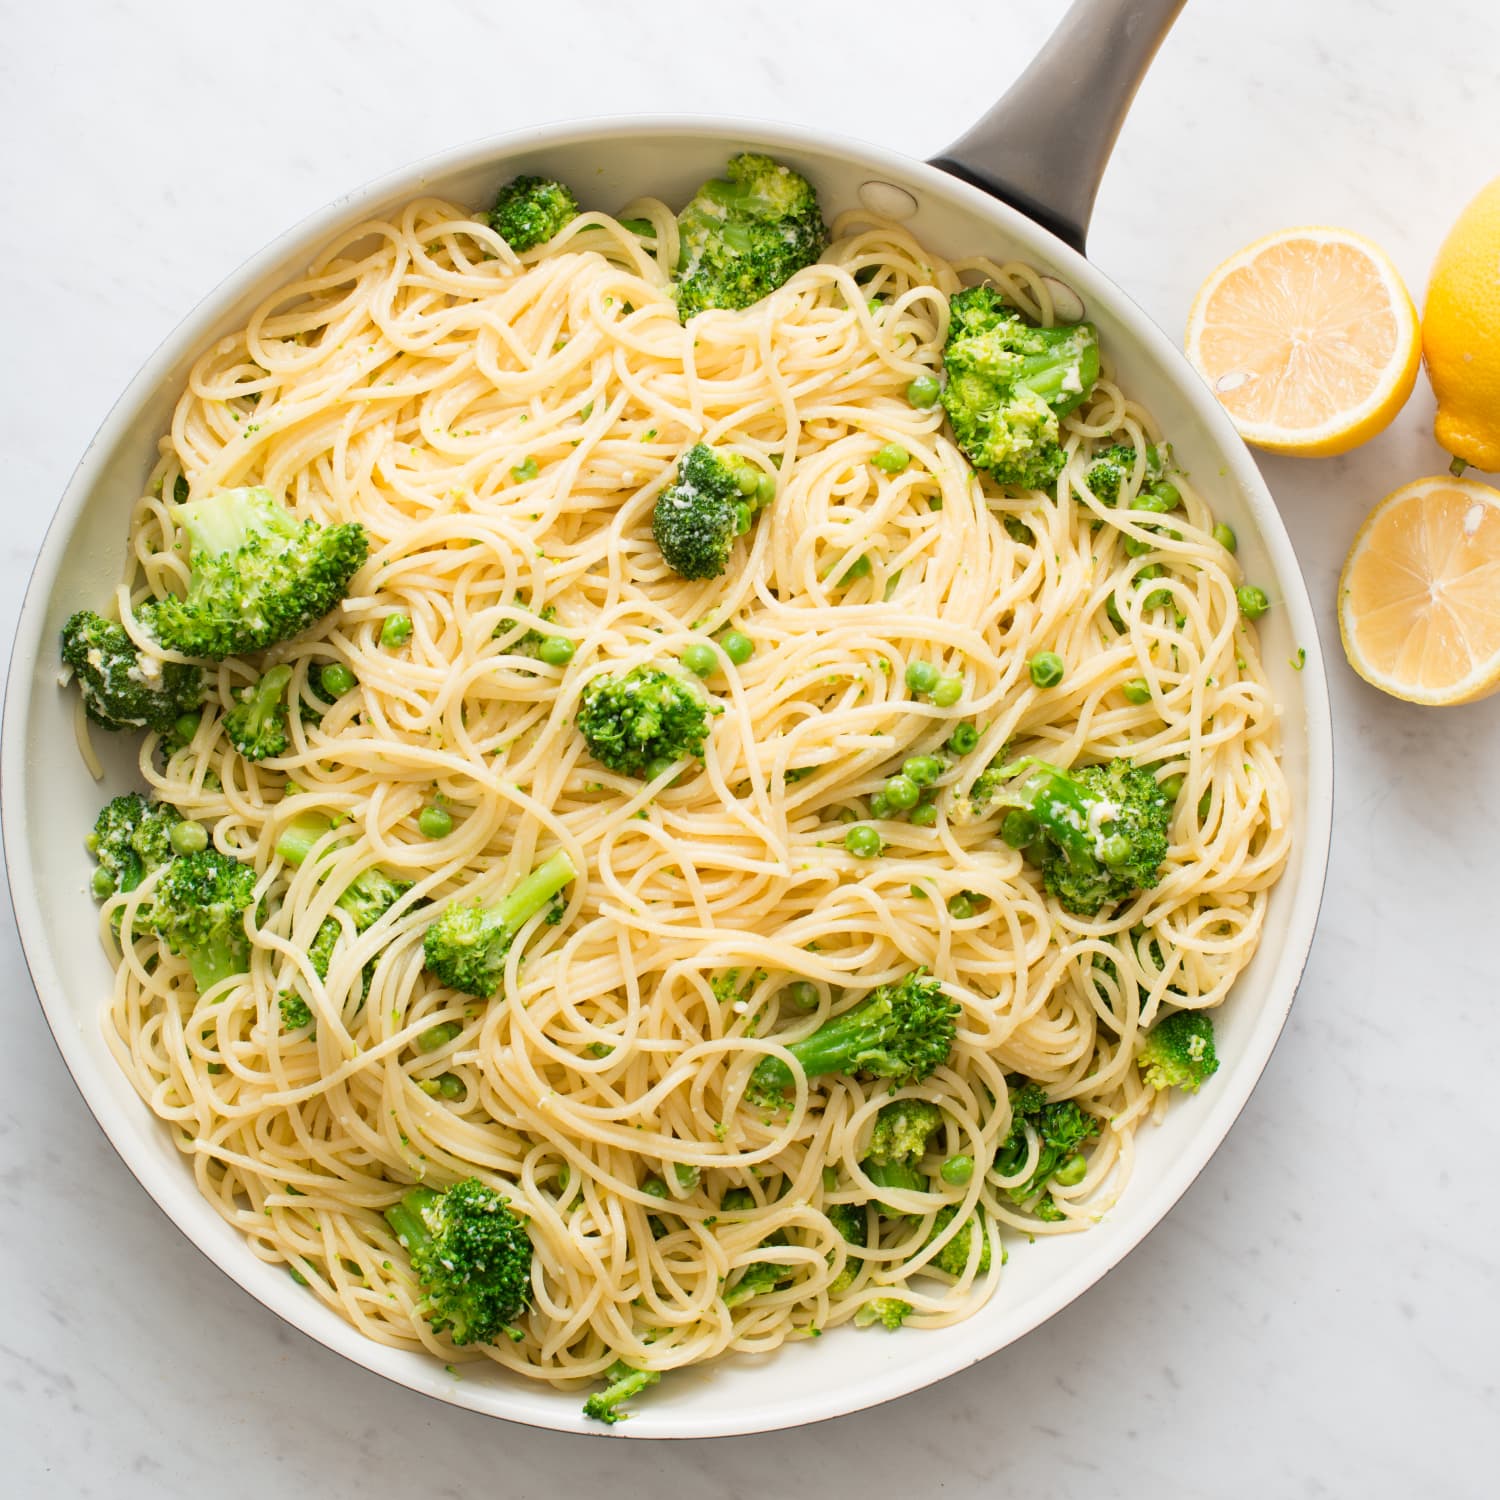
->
3, 0, 1498, 1493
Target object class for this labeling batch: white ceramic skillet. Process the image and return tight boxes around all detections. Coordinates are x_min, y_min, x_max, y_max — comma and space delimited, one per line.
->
1, 0, 1331, 1438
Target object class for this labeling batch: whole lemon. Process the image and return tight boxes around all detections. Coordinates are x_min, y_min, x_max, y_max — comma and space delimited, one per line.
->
1423, 177, 1500, 472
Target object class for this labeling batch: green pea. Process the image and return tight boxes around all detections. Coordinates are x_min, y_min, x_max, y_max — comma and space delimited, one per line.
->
869, 789, 893, 819
380, 613, 413, 648
908, 801, 938, 827
1149, 480, 1182, 509
940, 1155, 974, 1185
822, 1166, 839, 1192
734, 465, 760, 496
417, 1021, 461, 1052
1212, 522, 1238, 553
538, 635, 575, 666
1029, 651, 1065, 688
1198, 788, 1213, 822
783, 980, 819, 1011
673, 1163, 701, 1190
884, 774, 920, 811
1123, 532, 1155, 558
418, 805, 453, 839
931, 675, 963, 708
844, 825, 882, 859
756, 472, 777, 507
419, 1072, 467, 1101
947, 723, 979, 755
172, 711, 202, 745
902, 755, 943, 787
642, 1177, 669, 1199
732, 501, 753, 535
839, 554, 872, 585
873, 442, 910, 474
1105, 592, 1126, 633
1237, 585, 1269, 619
719, 629, 754, 665
1130, 489, 1175, 515
1000, 809, 1038, 849
320, 662, 356, 697
905, 660, 939, 695
1053, 1154, 1087, 1187
947, 892, 975, 919
511, 456, 539, 481
1160, 774, 1184, 802
1144, 587, 1173, 610
906, 373, 941, 408
1121, 678, 1152, 705
169, 820, 208, 855
90, 867, 115, 900
681, 641, 717, 678
1097, 833, 1131, 867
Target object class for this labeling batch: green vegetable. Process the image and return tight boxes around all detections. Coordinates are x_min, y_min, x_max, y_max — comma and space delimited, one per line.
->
169, 820, 208, 856
150, 848, 258, 993
380, 612, 413, 648
1237, 585, 1269, 619
383, 1178, 532, 1345
1212, 522, 1237, 553
149, 486, 367, 660
926, 1202, 991, 1276
421, 849, 577, 998
1083, 443, 1165, 506
981, 757, 1171, 915
87, 793, 182, 905
995, 1081, 1100, 1220
651, 443, 769, 580
488, 175, 579, 251
681, 641, 718, 678
939, 1154, 973, 1185
883, 774, 919, 811
673, 153, 828, 321
511, 457, 539, 482
418, 1021, 462, 1052
782, 980, 819, 1011
418, 805, 453, 839
906, 374, 941, 408
872, 442, 910, 473
902, 755, 943, 786
941, 285, 1100, 490
947, 723, 979, 755
577, 665, 717, 778
931, 675, 963, 708
1137, 1010, 1219, 1093
582, 1360, 661, 1425
719, 629, 754, 665
866, 1098, 943, 1165
1121, 677, 1152, 705
844, 825, 882, 859
905, 660, 939, 694
306, 863, 412, 986
854, 1298, 911, 1330
537, 636, 575, 667
225, 664, 294, 761
1028, 651, 1065, 688
60, 610, 201, 734
320, 662, 356, 697
748, 969, 957, 1105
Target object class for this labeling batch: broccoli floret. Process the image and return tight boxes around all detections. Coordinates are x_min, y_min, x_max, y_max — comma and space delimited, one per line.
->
489, 174, 579, 252
279, 992, 314, 1031
60, 609, 201, 733
310, 865, 413, 983
493, 602, 557, 659
827, 1201, 867, 1294
651, 443, 765, 580
1083, 442, 1167, 506
724, 1252, 794, 1307
941, 285, 1100, 490
576, 665, 718, 778
926, 1203, 991, 1277
87, 793, 182, 901
749, 969, 958, 1106
383, 1177, 532, 1346
987, 757, 1171, 915
995, 1081, 1100, 1220
224, 665, 294, 761
150, 848, 258, 993
149, 487, 368, 660
1137, 1010, 1219, 1093
674, 153, 828, 321
854, 1297, 912, 1330
582, 1359, 662, 1425
422, 850, 577, 998
866, 1098, 944, 1165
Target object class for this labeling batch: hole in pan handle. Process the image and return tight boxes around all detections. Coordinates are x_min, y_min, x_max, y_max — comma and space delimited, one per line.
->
928, 0, 1186, 256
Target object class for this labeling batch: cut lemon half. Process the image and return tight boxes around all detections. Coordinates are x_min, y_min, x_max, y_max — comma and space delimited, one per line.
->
1185, 227, 1420, 456
1339, 475, 1500, 705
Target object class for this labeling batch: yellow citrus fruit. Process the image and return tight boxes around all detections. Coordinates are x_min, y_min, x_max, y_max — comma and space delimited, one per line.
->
1185, 227, 1420, 456
1423, 177, 1500, 472
1338, 475, 1500, 705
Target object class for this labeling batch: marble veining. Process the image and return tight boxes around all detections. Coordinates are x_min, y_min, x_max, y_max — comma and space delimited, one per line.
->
2, 1, 1496, 1494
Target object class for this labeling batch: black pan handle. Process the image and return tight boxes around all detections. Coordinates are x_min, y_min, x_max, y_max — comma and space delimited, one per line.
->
929, 0, 1186, 254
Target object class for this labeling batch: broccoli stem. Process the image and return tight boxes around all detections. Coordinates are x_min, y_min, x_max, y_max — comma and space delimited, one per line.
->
173, 488, 297, 556
489, 851, 576, 944
276, 811, 334, 867
995, 759, 1106, 874
189, 930, 248, 993
756, 1003, 901, 1093
865, 1159, 927, 1215
383, 1187, 437, 1254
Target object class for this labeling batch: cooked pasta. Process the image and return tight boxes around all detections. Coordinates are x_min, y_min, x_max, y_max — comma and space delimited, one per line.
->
90, 186, 1289, 1395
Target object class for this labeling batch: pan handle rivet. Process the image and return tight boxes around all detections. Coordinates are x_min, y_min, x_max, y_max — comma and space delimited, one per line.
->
858, 181, 918, 221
